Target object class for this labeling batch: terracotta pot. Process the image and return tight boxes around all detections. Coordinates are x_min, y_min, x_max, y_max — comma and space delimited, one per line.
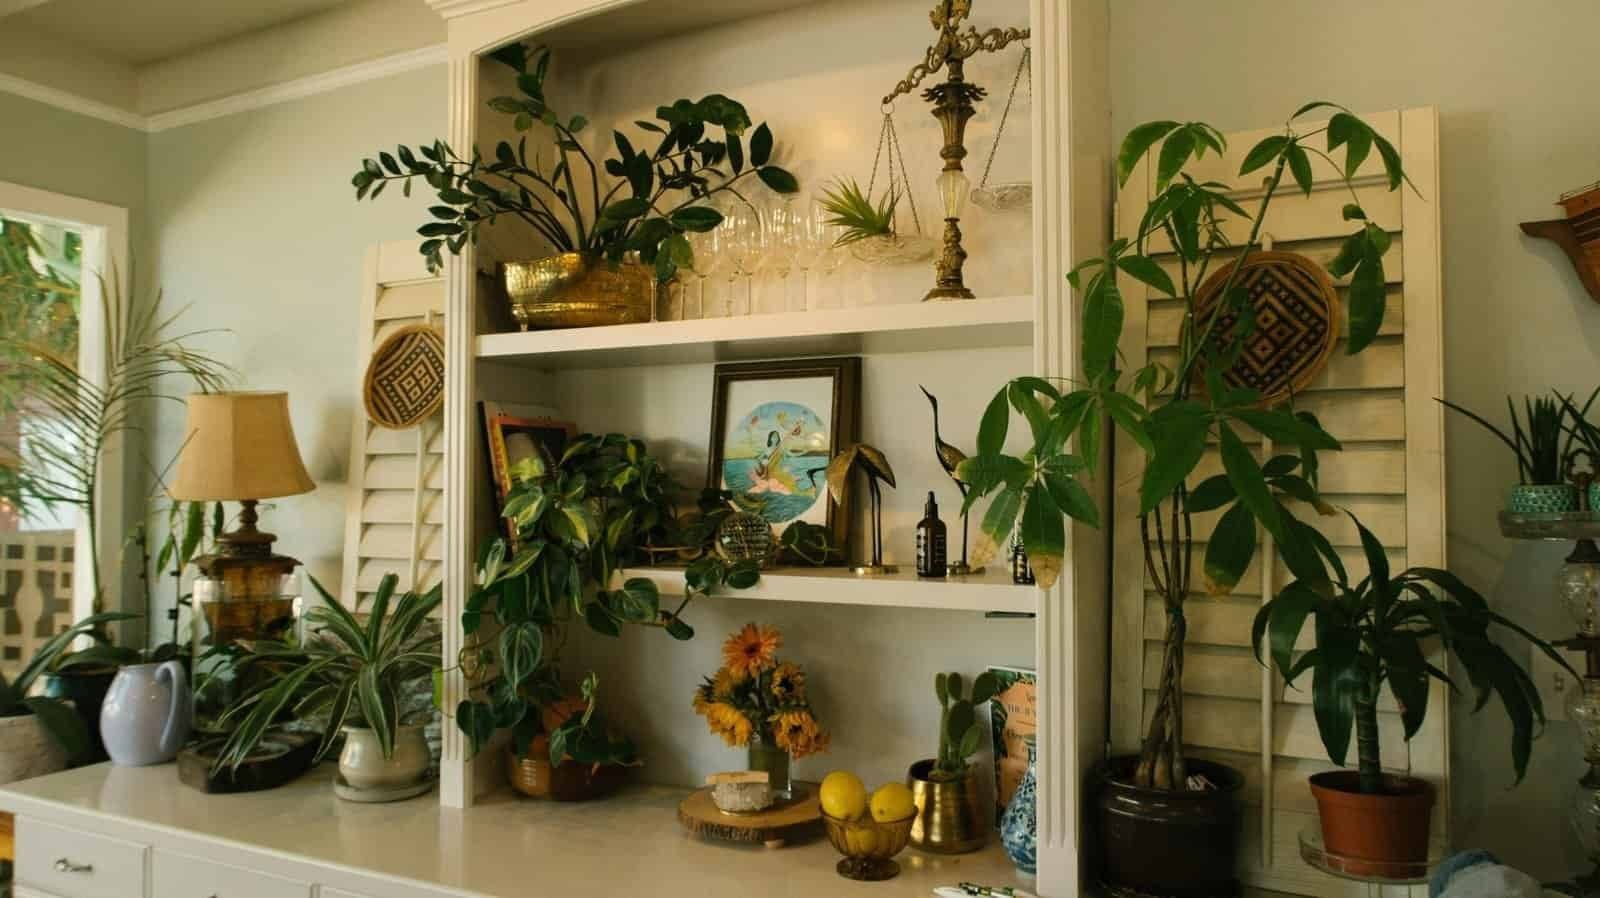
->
906, 759, 987, 854
1308, 771, 1434, 876
506, 745, 629, 802
1096, 756, 1243, 898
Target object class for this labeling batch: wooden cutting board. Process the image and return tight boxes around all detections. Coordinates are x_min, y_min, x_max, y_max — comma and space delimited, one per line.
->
677, 782, 821, 849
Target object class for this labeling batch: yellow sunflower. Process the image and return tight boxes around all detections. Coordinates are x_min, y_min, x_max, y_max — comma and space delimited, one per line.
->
770, 662, 806, 704
771, 709, 829, 759
711, 666, 741, 700
722, 622, 781, 680
705, 702, 754, 747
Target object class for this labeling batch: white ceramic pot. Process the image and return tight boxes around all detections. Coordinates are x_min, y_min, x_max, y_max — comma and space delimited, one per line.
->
0, 712, 68, 786
100, 661, 192, 766
338, 724, 429, 792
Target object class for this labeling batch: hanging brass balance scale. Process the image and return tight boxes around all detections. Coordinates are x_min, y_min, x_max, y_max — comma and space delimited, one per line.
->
883, 0, 1029, 301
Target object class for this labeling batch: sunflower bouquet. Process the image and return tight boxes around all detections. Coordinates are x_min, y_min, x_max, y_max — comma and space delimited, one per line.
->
693, 623, 828, 759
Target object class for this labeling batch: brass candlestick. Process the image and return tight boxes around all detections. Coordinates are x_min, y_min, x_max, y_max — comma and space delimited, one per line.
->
884, 0, 1028, 302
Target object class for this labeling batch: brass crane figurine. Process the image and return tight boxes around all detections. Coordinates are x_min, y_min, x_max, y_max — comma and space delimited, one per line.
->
920, 385, 979, 574
826, 442, 898, 575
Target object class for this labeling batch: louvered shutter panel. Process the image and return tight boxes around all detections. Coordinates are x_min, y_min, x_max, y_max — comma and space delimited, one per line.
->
1110, 108, 1444, 898
340, 242, 445, 605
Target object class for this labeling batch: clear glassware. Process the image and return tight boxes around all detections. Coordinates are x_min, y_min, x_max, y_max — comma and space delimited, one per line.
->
762, 203, 799, 313
1560, 551, 1600, 636
725, 208, 761, 316
790, 202, 829, 312
686, 228, 724, 320
814, 225, 849, 309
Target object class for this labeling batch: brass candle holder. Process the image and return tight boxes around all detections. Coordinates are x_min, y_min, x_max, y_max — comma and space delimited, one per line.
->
883, 0, 1028, 302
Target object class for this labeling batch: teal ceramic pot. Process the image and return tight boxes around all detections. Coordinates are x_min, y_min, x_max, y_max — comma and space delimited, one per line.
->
1507, 484, 1579, 514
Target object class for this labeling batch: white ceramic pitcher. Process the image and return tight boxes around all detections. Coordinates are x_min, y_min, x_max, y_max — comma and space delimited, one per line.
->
99, 661, 192, 766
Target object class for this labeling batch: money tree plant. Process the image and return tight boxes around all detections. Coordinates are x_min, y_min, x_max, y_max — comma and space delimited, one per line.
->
961, 102, 1410, 791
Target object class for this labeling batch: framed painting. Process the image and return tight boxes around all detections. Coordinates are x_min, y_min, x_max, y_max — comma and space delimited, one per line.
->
479, 400, 574, 542
707, 357, 861, 557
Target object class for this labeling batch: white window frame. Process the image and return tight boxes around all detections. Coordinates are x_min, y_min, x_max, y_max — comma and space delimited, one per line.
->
0, 179, 130, 629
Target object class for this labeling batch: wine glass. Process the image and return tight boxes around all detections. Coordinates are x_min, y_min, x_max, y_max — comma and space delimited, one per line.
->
813, 223, 848, 309
686, 229, 724, 320
724, 208, 761, 316
791, 201, 830, 312
761, 203, 800, 313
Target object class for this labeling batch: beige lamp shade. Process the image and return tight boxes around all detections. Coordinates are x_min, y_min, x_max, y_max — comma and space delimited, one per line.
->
170, 391, 315, 501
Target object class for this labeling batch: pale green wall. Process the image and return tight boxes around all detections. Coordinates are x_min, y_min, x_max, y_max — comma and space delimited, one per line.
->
143, 65, 445, 598
0, 90, 146, 217
1111, 0, 1600, 880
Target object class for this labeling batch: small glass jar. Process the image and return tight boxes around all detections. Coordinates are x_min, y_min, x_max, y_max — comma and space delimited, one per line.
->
746, 731, 792, 801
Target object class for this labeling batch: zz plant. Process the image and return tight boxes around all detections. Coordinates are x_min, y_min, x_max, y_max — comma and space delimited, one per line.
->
1255, 515, 1574, 792
354, 43, 799, 278
961, 103, 1411, 791
456, 433, 759, 761
930, 671, 999, 782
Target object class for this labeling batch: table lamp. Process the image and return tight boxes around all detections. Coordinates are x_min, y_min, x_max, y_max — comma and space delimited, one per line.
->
170, 391, 314, 642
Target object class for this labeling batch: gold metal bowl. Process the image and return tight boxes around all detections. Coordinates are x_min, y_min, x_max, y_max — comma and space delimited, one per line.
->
821, 811, 916, 881
501, 252, 655, 330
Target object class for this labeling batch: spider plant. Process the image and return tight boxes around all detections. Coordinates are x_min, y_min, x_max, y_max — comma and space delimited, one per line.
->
210, 573, 442, 772
1437, 393, 1577, 485
818, 177, 899, 246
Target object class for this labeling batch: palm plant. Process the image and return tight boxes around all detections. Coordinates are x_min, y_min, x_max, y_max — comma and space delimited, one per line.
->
1254, 514, 1573, 792
211, 573, 442, 771
961, 102, 1410, 791
0, 272, 232, 610
1438, 393, 1578, 485
1, 612, 138, 762
818, 178, 899, 246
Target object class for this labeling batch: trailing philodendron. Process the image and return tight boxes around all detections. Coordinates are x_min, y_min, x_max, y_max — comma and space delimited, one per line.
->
211, 573, 443, 780
353, 43, 798, 280
1254, 513, 1574, 866
930, 671, 997, 782
1440, 392, 1584, 513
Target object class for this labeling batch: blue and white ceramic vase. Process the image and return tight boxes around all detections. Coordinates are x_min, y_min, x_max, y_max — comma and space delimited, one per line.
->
1507, 483, 1579, 514
1000, 735, 1038, 874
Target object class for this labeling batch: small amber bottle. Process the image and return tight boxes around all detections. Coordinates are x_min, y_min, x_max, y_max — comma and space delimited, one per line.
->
916, 491, 948, 578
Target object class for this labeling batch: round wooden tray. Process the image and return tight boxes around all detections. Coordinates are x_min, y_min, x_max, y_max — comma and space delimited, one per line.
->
678, 782, 821, 849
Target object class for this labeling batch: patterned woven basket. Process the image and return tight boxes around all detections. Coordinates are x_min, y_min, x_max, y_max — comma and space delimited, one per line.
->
362, 323, 445, 429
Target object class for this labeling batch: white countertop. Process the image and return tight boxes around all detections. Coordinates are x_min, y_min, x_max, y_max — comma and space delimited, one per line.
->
0, 762, 1033, 897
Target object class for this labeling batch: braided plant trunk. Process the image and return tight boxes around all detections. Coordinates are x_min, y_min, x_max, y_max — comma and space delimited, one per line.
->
1133, 487, 1194, 790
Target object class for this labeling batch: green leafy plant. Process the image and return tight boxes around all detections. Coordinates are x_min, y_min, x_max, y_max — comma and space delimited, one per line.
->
930, 671, 998, 781
961, 103, 1412, 791
818, 177, 898, 246
0, 219, 80, 361
546, 672, 639, 769
210, 573, 442, 772
1, 612, 139, 763
1438, 393, 1578, 485
1255, 514, 1573, 792
455, 433, 759, 759
0, 275, 232, 611
354, 43, 799, 279
778, 520, 840, 566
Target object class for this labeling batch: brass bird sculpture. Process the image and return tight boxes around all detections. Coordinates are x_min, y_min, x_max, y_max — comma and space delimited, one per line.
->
921, 385, 975, 572
827, 442, 897, 573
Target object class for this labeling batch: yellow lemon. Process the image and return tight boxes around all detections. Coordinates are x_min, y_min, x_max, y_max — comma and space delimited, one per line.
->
849, 827, 878, 855
820, 770, 868, 821
869, 782, 916, 823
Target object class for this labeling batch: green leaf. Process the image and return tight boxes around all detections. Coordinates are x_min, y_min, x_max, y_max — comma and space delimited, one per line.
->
1020, 483, 1065, 588
670, 206, 723, 232
1155, 127, 1197, 192
615, 578, 660, 622
725, 561, 761, 590
1116, 121, 1179, 186
1115, 253, 1177, 297
1104, 391, 1153, 453
1310, 614, 1363, 766
1239, 135, 1289, 176
583, 601, 621, 637
498, 622, 543, 687
977, 386, 1011, 457
456, 700, 497, 754
1203, 502, 1257, 596
1287, 143, 1314, 196
598, 197, 649, 226
1382, 638, 1431, 739
1139, 401, 1210, 515
749, 122, 773, 167
1008, 381, 1051, 442
1218, 421, 1284, 542
1342, 203, 1366, 221
1231, 407, 1341, 451
726, 132, 745, 174
972, 486, 1024, 569
22, 696, 87, 763
663, 614, 694, 640
1186, 474, 1236, 513
1331, 114, 1373, 179
1373, 134, 1405, 190
1080, 273, 1124, 378
757, 166, 799, 194
1346, 252, 1386, 355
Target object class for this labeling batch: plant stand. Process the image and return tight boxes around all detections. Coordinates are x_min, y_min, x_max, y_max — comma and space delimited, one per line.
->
1298, 827, 1440, 896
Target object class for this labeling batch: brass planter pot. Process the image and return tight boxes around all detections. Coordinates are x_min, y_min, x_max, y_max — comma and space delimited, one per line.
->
907, 759, 987, 854
506, 747, 629, 802
501, 252, 655, 331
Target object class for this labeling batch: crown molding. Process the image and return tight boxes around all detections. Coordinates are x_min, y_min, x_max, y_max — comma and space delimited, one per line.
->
425, 0, 522, 20
0, 71, 147, 130
0, 43, 446, 133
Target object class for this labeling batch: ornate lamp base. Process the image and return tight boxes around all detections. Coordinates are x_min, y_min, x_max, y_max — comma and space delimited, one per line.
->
924, 285, 976, 301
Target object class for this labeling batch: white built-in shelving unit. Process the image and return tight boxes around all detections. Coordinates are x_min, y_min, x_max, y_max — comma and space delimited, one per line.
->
429, 1, 1112, 896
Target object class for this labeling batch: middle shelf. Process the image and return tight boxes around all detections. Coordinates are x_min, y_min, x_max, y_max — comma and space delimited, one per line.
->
625, 564, 1038, 614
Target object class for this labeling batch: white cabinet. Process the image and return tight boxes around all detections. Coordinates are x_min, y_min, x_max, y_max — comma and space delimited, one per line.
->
153, 850, 311, 898
15, 818, 147, 898
317, 889, 374, 898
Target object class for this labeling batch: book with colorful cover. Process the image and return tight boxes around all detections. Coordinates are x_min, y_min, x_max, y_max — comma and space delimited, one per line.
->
987, 665, 1037, 826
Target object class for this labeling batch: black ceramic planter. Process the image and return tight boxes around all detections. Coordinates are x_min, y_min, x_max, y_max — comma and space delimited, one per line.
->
42, 667, 117, 764
1096, 756, 1244, 898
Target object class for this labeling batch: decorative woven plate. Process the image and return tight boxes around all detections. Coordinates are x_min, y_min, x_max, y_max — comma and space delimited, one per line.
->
1188, 251, 1340, 406
363, 323, 445, 429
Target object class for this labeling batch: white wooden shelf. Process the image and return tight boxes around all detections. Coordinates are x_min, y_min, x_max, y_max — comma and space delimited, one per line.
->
629, 563, 1037, 614
475, 295, 1034, 369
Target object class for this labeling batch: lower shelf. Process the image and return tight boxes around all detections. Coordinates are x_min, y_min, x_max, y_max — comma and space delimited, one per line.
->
628, 564, 1038, 614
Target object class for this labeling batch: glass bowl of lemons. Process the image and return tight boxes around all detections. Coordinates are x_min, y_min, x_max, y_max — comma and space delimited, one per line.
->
819, 771, 918, 880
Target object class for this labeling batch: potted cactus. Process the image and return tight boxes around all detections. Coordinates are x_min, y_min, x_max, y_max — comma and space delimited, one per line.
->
906, 671, 997, 854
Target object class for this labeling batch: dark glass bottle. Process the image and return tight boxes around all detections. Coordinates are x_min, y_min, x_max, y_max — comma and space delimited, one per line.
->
916, 491, 948, 578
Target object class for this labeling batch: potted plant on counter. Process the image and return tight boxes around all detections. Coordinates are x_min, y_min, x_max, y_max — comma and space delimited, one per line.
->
957, 103, 1411, 896
456, 433, 760, 794
353, 42, 799, 330
905, 671, 996, 854
1254, 514, 1573, 873
1440, 393, 1582, 514
0, 612, 137, 783
507, 672, 641, 801
211, 573, 442, 800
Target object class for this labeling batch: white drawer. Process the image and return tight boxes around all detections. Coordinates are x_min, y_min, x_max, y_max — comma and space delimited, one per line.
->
153, 851, 310, 898
15, 817, 148, 898
317, 889, 371, 898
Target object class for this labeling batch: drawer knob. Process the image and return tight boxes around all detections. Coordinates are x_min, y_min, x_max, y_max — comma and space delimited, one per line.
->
54, 857, 94, 874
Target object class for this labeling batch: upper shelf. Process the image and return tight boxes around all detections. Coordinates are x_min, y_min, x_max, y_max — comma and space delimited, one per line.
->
627, 563, 1037, 614
475, 295, 1035, 369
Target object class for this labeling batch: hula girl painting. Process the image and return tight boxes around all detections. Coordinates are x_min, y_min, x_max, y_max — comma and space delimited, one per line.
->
721, 401, 830, 523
